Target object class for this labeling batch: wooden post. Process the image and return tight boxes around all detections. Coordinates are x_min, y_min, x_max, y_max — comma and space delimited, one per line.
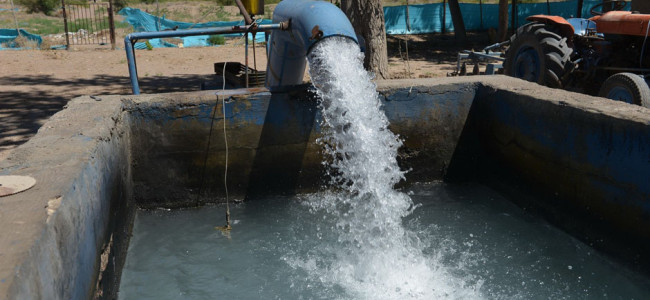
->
442, 0, 447, 34
61, 0, 70, 49
108, 0, 116, 50
577, 0, 583, 18
498, 0, 509, 41
448, 0, 466, 41
406, 0, 410, 32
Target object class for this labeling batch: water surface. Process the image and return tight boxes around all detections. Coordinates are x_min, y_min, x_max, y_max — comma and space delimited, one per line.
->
119, 182, 650, 299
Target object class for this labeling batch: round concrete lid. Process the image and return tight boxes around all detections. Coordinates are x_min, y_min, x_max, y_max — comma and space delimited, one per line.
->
0, 175, 36, 197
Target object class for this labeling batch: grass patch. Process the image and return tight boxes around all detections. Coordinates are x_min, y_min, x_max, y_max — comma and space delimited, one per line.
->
207, 34, 225, 45
0, 16, 63, 35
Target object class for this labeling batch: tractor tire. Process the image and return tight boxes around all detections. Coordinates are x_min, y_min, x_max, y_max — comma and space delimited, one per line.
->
598, 73, 650, 108
504, 23, 573, 88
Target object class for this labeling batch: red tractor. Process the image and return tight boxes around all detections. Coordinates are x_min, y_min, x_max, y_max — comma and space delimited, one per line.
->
504, 0, 650, 107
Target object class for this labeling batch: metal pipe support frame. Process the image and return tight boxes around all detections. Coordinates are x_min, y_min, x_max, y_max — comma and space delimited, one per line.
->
124, 23, 284, 95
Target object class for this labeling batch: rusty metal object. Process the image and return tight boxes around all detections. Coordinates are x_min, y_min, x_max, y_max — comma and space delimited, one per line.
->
310, 25, 323, 41
591, 11, 650, 36
63, 3, 114, 46
215, 62, 266, 88
241, 0, 264, 16
235, 0, 255, 26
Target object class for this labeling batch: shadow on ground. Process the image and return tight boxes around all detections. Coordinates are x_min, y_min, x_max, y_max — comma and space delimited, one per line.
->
387, 32, 492, 62
0, 74, 213, 152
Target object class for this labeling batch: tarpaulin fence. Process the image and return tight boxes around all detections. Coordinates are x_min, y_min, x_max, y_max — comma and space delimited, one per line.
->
384, 0, 626, 34
118, 7, 270, 49
0, 29, 42, 50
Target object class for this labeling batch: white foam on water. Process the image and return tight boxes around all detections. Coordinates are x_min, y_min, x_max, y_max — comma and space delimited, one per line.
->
284, 37, 483, 299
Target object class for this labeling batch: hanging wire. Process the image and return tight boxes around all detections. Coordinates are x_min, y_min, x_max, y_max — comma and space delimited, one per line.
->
219, 61, 232, 231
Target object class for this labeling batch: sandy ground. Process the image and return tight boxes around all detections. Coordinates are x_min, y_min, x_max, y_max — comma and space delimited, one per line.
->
0, 32, 491, 161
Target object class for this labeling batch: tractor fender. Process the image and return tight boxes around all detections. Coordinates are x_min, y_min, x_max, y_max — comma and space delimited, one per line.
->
526, 15, 575, 39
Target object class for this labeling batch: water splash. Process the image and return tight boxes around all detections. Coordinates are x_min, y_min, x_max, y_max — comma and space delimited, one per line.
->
286, 37, 482, 299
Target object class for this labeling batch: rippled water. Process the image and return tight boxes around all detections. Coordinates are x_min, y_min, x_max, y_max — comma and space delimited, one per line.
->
118, 183, 650, 299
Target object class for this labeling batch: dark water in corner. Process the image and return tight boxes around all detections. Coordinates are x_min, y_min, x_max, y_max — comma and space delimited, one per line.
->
118, 182, 650, 299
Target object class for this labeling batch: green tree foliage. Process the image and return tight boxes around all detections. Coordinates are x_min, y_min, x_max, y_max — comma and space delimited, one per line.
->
17, 0, 59, 15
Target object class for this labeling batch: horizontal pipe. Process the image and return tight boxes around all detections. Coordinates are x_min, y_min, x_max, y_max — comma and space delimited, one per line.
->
125, 24, 284, 95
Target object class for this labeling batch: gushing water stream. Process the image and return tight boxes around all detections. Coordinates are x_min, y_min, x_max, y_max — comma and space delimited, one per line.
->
292, 37, 481, 298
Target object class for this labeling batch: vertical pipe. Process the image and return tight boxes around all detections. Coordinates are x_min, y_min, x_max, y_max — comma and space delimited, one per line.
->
125, 37, 140, 94
546, 0, 550, 15
62, 0, 70, 49
108, 1, 115, 49
264, 31, 269, 59
245, 32, 249, 88
252, 32, 257, 71
442, 0, 447, 34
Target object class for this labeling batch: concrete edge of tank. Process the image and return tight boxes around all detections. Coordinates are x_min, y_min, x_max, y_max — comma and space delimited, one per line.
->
1, 75, 649, 299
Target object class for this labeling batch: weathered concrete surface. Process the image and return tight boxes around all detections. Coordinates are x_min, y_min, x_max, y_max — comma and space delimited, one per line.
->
0, 96, 133, 299
125, 80, 478, 207
464, 78, 650, 265
2, 75, 650, 299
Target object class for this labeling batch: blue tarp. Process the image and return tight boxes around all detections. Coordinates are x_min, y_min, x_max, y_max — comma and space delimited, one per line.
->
384, 0, 624, 34
118, 7, 270, 49
0, 28, 42, 50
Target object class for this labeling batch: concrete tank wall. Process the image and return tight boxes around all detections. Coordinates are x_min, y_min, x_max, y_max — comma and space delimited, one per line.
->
1, 76, 649, 299
125, 82, 477, 207
466, 82, 650, 263
0, 96, 134, 299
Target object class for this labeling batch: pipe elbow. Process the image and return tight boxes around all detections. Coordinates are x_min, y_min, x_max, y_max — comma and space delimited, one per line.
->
265, 0, 358, 90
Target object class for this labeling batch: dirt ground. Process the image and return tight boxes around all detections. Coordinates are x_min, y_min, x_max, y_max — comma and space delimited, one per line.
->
0, 32, 491, 161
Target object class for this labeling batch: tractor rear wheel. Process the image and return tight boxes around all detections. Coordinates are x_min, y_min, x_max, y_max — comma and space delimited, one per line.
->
598, 73, 650, 108
504, 23, 573, 88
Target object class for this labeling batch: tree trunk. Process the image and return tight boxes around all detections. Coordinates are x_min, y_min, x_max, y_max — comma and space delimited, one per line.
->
340, 0, 389, 79
497, 0, 509, 41
447, 0, 466, 42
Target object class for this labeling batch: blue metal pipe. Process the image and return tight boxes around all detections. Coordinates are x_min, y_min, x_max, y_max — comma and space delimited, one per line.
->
265, 0, 359, 91
124, 24, 283, 95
